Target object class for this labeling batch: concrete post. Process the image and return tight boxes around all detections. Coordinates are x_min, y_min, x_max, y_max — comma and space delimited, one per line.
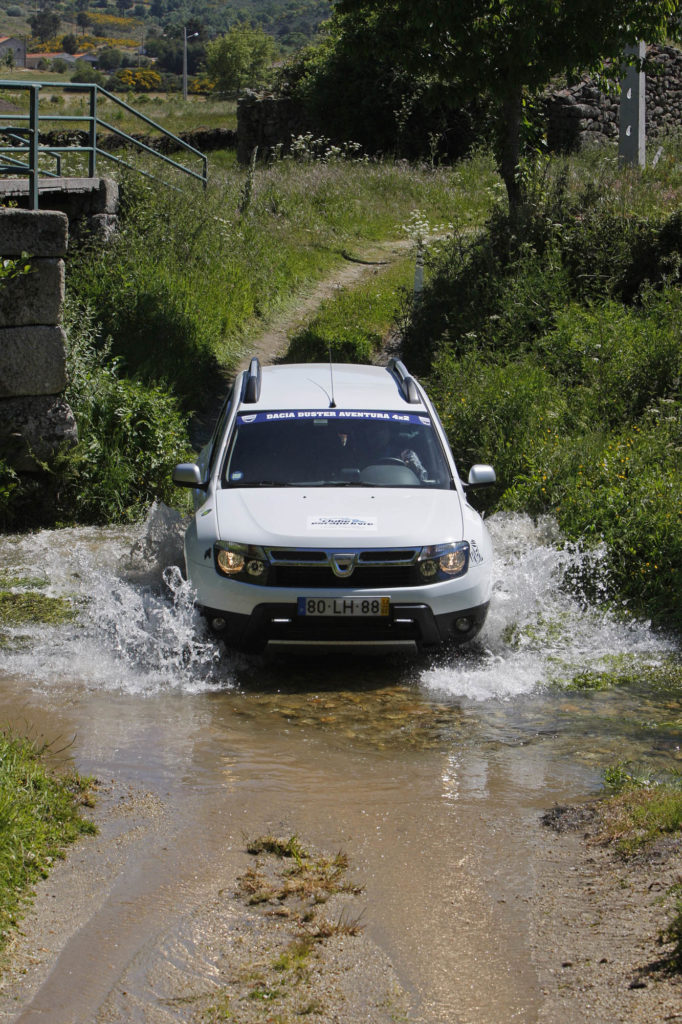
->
619, 41, 646, 167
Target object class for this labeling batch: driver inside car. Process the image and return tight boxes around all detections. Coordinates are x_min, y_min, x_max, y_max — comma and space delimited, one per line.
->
363, 421, 429, 480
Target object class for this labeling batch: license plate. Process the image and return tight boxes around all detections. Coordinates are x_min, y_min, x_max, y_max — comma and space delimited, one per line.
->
297, 597, 390, 617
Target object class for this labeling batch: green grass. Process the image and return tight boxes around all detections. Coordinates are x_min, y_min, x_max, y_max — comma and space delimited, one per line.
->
0, 732, 96, 946
284, 256, 413, 362
0, 591, 75, 627
561, 655, 682, 693
598, 764, 682, 970
599, 775, 682, 857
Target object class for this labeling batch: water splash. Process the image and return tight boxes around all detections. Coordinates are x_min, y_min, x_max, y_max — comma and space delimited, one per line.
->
0, 508, 674, 701
421, 512, 675, 702
0, 504, 231, 695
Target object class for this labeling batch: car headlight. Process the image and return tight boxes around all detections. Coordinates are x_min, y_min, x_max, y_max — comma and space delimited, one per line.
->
214, 542, 269, 583
417, 541, 469, 581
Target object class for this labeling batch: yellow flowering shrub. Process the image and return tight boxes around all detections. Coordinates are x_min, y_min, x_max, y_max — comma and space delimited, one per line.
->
112, 68, 162, 92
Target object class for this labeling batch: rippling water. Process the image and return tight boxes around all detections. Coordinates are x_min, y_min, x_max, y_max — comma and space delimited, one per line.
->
1, 505, 680, 1024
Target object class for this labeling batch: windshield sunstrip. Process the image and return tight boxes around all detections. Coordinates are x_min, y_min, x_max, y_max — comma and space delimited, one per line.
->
221, 410, 452, 489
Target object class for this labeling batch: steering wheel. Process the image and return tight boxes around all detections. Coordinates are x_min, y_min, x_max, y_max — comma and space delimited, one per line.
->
376, 457, 405, 465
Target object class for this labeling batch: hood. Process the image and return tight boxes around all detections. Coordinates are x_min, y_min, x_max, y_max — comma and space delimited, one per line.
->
215, 487, 463, 548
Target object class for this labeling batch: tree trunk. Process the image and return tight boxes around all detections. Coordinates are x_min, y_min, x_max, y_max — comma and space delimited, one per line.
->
496, 86, 524, 214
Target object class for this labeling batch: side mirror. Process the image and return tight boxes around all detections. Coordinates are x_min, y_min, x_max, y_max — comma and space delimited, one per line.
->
467, 464, 496, 488
172, 463, 207, 489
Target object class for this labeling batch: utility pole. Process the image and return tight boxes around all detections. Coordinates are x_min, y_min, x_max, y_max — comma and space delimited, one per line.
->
182, 27, 198, 101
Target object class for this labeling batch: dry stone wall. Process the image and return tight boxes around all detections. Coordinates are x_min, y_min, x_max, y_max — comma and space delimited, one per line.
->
238, 45, 682, 163
0, 209, 77, 472
547, 45, 682, 153
237, 92, 308, 163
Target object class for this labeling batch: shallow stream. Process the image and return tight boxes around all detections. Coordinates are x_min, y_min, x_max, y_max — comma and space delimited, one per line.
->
0, 507, 679, 1022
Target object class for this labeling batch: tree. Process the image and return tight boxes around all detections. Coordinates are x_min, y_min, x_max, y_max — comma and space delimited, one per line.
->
336, 0, 680, 209
98, 47, 123, 70
28, 7, 61, 43
61, 32, 78, 54
71, 61, 105, 84
280, 10, 475, 160
76, 10, 91, 33
205, 25, 276, 97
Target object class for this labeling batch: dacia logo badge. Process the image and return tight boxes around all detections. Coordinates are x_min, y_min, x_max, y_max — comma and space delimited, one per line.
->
331, 553, 356, 578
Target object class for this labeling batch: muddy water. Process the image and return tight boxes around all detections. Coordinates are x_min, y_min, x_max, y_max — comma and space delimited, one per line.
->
0, 507, 679, 1023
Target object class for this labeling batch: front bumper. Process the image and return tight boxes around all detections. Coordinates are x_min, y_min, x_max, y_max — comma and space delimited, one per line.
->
201, 600, 489, 651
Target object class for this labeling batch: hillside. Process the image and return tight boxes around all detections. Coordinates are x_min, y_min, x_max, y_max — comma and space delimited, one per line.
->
0, 0, 329, 61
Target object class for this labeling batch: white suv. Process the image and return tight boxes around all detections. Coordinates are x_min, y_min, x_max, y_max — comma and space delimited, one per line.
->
173, 358, 495, 652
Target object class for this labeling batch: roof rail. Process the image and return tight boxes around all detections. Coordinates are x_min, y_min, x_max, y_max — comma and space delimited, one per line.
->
243, 357, 262, 403
387, 357, 420, 404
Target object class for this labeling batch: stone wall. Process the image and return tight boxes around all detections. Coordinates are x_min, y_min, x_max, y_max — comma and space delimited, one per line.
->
0, 209, 77, 472
238, 45, 682, 163
547, 45, 682, 153
237, 92, 312, 163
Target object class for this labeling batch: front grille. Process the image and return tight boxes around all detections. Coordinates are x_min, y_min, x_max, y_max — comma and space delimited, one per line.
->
263, 546, 421, 589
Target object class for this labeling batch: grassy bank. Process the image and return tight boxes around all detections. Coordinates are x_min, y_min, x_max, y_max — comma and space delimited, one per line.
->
0, 732, 96, 947
401, 146, 682, 628
1, 149, 498, 530
601, 765, 682, 970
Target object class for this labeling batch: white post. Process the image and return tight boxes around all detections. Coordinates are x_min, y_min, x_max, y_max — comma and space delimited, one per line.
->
619, 41, 646, 167
413, 242, 424, 302
182, 27, 188, 101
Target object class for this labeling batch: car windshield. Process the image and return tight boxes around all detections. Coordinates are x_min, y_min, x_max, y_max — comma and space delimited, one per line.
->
221, 410, 453, 489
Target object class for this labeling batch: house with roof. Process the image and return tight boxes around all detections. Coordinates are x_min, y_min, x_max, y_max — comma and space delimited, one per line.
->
0, 36, 26, 68
25, 51, 99, 69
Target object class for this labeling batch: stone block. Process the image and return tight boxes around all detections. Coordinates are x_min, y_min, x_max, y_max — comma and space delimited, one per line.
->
0, 258, 64, 327
0, 325, 67, 397
86, 213, 118, 243
0, 209, 68, 258
93, 177, 119, 214
0, 394, 77, 472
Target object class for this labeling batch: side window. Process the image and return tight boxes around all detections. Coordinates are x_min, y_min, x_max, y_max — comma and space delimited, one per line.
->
207, 386, 234, 478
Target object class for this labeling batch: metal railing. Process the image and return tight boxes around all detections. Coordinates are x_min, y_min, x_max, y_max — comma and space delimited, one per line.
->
0, 80, 208, 208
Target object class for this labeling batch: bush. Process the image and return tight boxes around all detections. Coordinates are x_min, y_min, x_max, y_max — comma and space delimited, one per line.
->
56, 300, 192, 524
402, 165, 682, 627
97, 46, 123, 70
0, 302, 192, 530
71, 62, 105, 85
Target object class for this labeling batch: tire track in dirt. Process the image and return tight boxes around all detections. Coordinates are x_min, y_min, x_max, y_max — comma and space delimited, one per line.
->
191, 239, 412, 448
